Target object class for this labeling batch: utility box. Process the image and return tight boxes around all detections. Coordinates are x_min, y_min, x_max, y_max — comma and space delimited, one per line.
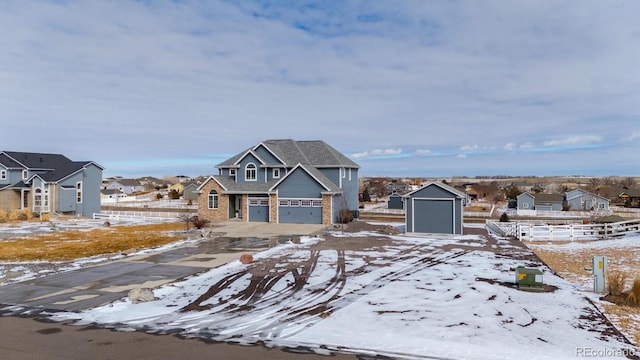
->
515, 266, 544, 289
592, 256, 607, 293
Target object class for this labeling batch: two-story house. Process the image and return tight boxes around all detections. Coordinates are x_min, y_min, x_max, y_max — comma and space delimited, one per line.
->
197, 139, 359, 225
0, 151, 103, 218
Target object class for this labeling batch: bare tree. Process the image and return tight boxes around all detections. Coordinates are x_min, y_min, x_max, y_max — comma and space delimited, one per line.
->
587, 177, 601, 193
620, 177, 636, 189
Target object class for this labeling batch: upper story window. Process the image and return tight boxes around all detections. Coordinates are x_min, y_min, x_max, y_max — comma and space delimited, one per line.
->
22, 170, 28, 180
0, 169, 6, 180
273, 168, 280, 178
76, 181, 83, 203
230, 169, 236, 178
245, 163, 257, 181
208, 190, 218, 209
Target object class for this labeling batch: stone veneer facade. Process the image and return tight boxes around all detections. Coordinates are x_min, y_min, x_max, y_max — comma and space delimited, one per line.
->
197, 180, 229, 223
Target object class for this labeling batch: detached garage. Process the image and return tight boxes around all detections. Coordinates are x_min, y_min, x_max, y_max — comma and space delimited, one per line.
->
404, 182, 464, 235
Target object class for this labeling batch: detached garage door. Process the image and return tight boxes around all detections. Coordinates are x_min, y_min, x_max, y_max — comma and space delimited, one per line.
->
412, 199, 454, 234
279, 199, 322, 224
248, 197, 269, 222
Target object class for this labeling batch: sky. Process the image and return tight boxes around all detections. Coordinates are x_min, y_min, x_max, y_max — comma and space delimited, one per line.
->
1, 0, 639, 179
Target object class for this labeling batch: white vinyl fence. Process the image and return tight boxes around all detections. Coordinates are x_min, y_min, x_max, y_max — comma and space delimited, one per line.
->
94, 210, 187, 221
487, 219, 640, 242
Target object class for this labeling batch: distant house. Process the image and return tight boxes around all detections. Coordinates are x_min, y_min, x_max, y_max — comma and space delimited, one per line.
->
517, 192, 564, 212
197, 139, 359, 225
0, 151, 103, 218
404, 182, 465, 235
618, 190, 640, 208
105, 179, 144, 195
101, 188, 126, 200
387, 192, 404, 210
565, 189, 609, 211
137, 176, 167, 190
168, 180, 199, 196
182, 181, 199, 202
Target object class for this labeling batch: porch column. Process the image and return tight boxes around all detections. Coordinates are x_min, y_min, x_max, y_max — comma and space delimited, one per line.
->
269, 193, 278, 223
322, 193, 333, 225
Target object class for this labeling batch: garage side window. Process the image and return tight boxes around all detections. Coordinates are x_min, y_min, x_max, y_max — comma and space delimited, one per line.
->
208, 190, 219, 209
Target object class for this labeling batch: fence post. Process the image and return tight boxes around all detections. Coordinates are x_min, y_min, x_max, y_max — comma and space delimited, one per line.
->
569, 224, 573, 242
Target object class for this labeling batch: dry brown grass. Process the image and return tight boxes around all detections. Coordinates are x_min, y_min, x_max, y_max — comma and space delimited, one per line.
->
628, 278, 640, 307
602, 303, 640, 346
529, 242, 640, 347
608, 271, 627, 297
0, 222, 186, 262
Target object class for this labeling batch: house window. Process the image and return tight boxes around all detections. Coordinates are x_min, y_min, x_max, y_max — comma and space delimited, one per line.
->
279, 199, 289, 206
230, 169, 236, 178
245, 163, 257, 181
523, 203, 529, 209
312, 200, 322, 207
301, 200, 312, 207
208, 190, 218, 209
22, 170, 28, 180
0, 169, 6, 180
290, 200, 300, 207
273, 168, 280, 178
76, 182, 83, 203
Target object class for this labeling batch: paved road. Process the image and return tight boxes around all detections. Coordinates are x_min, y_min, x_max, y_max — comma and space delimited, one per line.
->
0, 222, 356, 360
0, 316, 361, 360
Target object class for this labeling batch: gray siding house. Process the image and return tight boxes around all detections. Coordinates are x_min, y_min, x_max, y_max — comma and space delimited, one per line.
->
0, 151, 103, 218
387, 192, 404, 209
197, 139, 359, 225
517, 192, 564, 211
105, 179, 144, 195
404, 182, 464, 235
565, 189, 609, 211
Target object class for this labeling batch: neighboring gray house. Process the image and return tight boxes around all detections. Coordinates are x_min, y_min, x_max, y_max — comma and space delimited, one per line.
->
404, 182, 464, 235
517, 192, 564, 211
197, 139, 360, 225
387, 192, 404, 210
565, 189, 609, 211
182, 181, 199, 202
105, 178, 144, 195
0, 151, 103, 218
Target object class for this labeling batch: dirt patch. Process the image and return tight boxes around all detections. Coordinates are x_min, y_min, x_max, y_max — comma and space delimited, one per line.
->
337, 221, 402, 235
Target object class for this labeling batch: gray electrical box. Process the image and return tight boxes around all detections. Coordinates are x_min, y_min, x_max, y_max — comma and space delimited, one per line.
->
515, 266, 544, 289
592, 256, 607, 293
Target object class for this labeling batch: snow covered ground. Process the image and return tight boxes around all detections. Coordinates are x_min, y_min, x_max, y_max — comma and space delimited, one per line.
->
33, 228, 637, 360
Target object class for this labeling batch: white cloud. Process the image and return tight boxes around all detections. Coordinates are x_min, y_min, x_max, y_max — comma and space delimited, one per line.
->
542, 135, 602, 147
456, 154, 467, 159
351, 148, 403, 159
460, 144, 479, 151
0, 1, 638, 177
621, 131, 640, 142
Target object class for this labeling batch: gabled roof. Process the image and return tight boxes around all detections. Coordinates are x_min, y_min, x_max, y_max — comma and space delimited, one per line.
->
110, 178, 142, 187
531, 193, 564, 203
0, 151, 103, 183
217, 139, 359, 169
197, 175, 278, 194
232, 150, 267, 167
269, 163, 341, 193
403, 182, 465, 198
565, 188, 609, 201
